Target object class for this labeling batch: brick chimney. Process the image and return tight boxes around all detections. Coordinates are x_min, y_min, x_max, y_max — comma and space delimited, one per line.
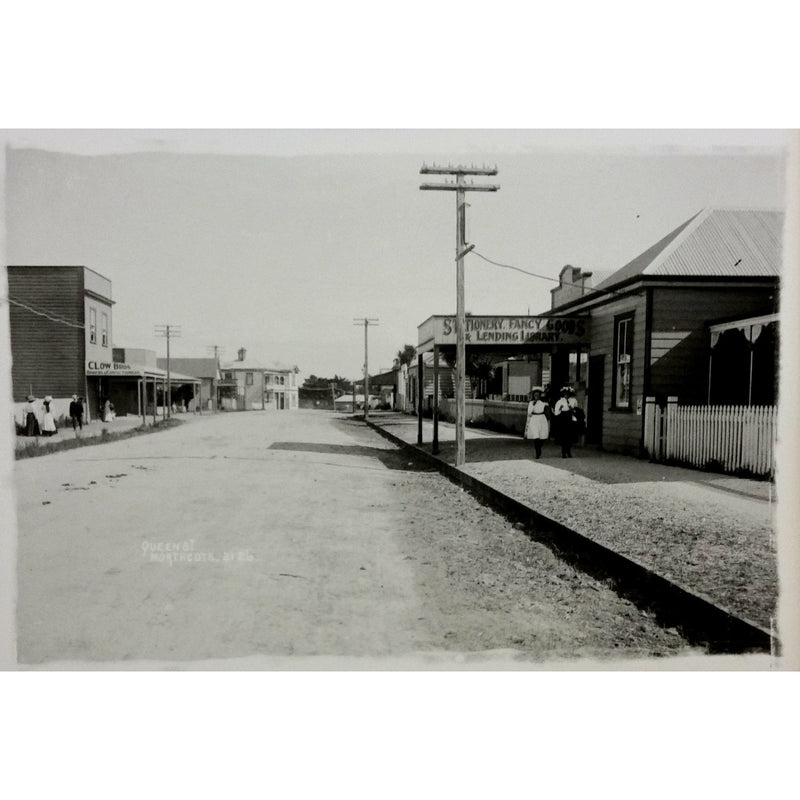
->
551, 265, 594, 309
238, 347, 246, 362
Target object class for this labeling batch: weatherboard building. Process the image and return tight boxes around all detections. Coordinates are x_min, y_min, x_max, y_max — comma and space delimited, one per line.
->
408, 208, 780, 460
8, 265, 200, 426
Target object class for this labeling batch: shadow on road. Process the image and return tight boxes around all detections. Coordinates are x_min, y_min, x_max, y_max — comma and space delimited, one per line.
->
268, 442, 437, 472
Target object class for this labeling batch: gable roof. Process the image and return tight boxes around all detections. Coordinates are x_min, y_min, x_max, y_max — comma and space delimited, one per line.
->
593, 208, 782, 296
370, 369, 397, 384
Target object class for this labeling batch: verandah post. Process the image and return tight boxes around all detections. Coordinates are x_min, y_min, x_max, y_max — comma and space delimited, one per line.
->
433, 344, 440, 455
643, 396, 656, 458
417, 352, 423, 445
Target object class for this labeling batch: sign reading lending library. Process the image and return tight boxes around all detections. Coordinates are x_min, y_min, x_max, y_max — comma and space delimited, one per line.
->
417, 315, 590, 351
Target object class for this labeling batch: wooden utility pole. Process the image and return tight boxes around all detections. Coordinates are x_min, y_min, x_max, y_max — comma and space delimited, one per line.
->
353, 318, 378, 420
207, 345, 224, 411
420, 163, 499, 466
155, 324, 181, 419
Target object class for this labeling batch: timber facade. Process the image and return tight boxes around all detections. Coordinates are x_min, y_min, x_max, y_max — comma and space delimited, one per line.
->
547, 209, 781, 456
9, 265, 114, 421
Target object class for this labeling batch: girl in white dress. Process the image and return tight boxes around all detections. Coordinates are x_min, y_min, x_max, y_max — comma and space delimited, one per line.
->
523, 386, 550, 459
42, 395, 57, 436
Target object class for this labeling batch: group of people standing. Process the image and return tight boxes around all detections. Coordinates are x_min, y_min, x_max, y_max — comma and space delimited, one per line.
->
20, 394, 86, 437
523, 385, 585, 459
21, 394, 58, 437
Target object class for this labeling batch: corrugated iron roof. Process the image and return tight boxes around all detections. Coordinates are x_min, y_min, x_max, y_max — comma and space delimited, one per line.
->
648, 208, 782, 278
594, 208, 782, 293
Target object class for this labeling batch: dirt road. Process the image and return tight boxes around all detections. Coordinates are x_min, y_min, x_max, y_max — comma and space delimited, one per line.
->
14, 410, 696, 666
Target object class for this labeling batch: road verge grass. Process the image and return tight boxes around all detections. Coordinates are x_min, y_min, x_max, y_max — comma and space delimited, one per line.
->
15, 418, 183, 460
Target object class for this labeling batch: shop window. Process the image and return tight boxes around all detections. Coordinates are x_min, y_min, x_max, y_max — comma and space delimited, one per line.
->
101, 312, 109, 347
568, 350, 588, 386
613, 313, 634, 409
89, 307, 97, 344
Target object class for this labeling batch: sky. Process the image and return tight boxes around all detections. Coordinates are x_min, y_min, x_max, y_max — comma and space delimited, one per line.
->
2, 129, 789, 381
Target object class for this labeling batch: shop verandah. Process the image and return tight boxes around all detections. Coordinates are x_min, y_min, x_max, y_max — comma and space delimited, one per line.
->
412, 315, 592, 452
86, 363, 202, 424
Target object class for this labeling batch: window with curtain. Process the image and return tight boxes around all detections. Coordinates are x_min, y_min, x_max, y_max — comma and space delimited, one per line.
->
614, 314, 633, 408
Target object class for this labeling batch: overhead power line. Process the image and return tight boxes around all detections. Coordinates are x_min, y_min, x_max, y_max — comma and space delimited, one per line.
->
471, 249, 629, 300
6, 296, 86, 329
472, 251, 560, 284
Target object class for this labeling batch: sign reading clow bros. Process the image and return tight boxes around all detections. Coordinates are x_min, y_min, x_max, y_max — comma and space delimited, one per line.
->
86, 360, 140, 376
422, 316, 590, 347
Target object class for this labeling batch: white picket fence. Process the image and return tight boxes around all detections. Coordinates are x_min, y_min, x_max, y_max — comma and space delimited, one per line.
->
643, 397, 776, 476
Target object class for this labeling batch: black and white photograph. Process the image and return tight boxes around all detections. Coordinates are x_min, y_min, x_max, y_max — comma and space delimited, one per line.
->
1, 6, 799, 795
1, 128, 795, 670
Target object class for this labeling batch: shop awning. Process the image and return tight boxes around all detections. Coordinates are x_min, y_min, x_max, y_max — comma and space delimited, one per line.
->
86, 360, 201, 385
709, 313, 778, 347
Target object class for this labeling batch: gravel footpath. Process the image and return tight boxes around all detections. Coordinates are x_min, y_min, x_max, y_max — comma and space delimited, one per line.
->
369, 416, 777, 631
462, 450, 777, 629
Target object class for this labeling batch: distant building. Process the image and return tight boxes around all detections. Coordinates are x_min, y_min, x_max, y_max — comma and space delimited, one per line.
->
404, 352, 460, 413
492, 359, 542, 402
157, 357, 220, 411
112, 348, 201, 416
368, 365, 402, 409
219, 347, 299, 410
333, 394, 376, 412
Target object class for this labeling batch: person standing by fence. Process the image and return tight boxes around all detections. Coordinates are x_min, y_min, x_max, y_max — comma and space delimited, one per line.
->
524, 386, 550, 459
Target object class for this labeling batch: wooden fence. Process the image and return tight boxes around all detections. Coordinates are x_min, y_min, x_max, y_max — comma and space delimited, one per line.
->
643, 397, 776, 476
437, 398, 528, 433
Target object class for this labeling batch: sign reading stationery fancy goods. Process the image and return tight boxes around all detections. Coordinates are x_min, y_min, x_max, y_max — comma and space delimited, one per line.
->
418, 315, 591, 349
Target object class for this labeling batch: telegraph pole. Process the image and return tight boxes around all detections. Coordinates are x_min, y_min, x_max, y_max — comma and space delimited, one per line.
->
353, 318, 379, 420
155, 324, 181, 418
420, 163, 499, 466
207, 344, 223, 365
207, 345, 224, 411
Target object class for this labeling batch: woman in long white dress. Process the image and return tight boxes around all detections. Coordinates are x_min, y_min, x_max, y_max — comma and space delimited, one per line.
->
523, 386, 550, 459
42, 395, 57, 436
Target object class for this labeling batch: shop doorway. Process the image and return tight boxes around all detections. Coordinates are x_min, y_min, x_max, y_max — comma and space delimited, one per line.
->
587, 355, 604, 445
